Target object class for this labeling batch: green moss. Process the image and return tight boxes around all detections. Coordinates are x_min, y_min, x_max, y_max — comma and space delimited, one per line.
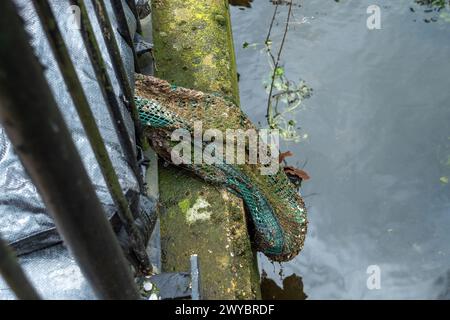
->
151, 0, 240, 104
178, 198, 190, 214
215, 14, 226, 26
149, 0, 259, 299
158, 164, 260, 299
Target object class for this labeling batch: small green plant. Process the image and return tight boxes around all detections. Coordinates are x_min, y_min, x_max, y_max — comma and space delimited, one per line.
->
263, 66, 312, 141
415, 0, 449, 10
243, 1, 312, 142
412, 0, 450, 23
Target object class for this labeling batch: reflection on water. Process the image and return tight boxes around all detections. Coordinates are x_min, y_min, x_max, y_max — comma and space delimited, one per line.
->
231, 0, 450, 299
261, 272, 307, 300
229, 0, 253, 8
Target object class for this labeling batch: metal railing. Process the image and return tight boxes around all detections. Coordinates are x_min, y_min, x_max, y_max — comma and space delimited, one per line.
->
0, 0, 151, 300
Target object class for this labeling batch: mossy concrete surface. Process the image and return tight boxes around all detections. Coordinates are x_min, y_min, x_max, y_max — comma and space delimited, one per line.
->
159, 166, 260, 299
151, 0, 240, 104
150, 0, 260, 299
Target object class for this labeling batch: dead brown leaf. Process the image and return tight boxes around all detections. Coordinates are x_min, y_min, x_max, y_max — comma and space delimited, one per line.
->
284, 166, 310, 181
279, 151, 293, 163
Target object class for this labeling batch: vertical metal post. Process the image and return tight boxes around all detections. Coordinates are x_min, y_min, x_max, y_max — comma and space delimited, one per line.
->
190, 254, 201, 300
0, 237, 41, 300
126, 0, 143, 34
31, 0, 151, 273
0, 0, 140, 300
91, 0, 144, 148
71, 0, 144, 191
110, 0, 141, 73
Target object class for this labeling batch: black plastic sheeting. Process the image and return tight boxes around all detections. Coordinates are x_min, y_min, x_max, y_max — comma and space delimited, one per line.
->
0, 0, 156, 299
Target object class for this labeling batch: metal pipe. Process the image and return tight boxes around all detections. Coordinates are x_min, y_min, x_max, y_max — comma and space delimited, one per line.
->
190, 254, 201, 300
31, 0, 151, 273
71, 0, 144, 192
110, 0, 141, 73
92, 0, 144, 151
0, 0, 140, 300
0, 237, 41, 300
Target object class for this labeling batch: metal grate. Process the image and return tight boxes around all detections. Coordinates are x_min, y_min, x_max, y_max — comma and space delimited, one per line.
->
0, 0, 148, 300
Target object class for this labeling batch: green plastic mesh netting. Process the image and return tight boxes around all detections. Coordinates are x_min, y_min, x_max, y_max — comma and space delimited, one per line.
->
134, 75, 307, 262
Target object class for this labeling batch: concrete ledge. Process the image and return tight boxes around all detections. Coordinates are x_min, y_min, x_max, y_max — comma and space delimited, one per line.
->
149, 0, 261, 299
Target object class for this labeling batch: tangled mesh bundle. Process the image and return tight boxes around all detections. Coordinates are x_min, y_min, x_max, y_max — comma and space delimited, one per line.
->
135, 74, 307, 261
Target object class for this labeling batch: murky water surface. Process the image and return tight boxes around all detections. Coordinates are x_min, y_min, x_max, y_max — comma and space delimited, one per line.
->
231, 0, 450, 299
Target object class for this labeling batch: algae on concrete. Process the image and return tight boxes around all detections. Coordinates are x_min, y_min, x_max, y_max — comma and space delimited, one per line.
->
150, 0, 260, 299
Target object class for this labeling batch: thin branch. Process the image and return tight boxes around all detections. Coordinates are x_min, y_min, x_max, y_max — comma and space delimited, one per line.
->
266, 2, 293, 125
265, 3, 278, 67
265, 3, 279, 45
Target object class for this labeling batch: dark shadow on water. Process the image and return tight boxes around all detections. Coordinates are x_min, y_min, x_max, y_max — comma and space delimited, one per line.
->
261, 273, 308, 300
436, 270, 450, 299
229, 0, 253, 8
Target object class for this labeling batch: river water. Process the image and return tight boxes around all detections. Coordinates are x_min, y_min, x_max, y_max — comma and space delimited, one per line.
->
230, 0, 450, 299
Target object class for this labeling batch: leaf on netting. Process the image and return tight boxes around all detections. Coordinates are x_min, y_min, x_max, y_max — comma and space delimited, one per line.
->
279, 150, 293, 163
284, 166, 310, 181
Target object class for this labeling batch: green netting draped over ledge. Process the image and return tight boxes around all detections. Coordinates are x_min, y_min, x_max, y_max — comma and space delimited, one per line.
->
134, 74, 308, 262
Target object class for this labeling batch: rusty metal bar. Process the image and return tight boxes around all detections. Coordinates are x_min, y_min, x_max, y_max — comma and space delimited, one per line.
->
0, 0, 140, 300
0, 237, 41, 300
71, 0, 145, 192
31, 0, 151, 273
92, 0, 144, 151
111, 0, 141, 72
126, 0, 142, 34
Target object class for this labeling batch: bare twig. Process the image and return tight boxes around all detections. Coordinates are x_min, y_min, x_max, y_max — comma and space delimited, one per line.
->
265, 3, 279, 66
265, 3, 279, 44
266, 2, 293, 125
